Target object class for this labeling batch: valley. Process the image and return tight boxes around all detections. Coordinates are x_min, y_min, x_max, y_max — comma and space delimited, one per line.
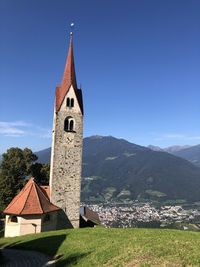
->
85, 202, 200, 230
34, 136, 200, 204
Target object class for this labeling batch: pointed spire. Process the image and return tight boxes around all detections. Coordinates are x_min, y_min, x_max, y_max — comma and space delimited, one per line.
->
55, 33, 79, 112
55, 32, 83, 114
61, 33, 77, 91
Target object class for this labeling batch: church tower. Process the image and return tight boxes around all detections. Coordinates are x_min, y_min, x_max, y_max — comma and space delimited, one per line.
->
50, 33, 83, 228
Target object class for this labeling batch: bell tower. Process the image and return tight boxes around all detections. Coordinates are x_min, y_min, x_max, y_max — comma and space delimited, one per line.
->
50, 32, 83, 228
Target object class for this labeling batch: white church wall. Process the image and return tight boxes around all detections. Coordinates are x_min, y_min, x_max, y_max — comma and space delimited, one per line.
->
19, 215, 42, 236
60, 85, 82, 113
4, 215, 21, 237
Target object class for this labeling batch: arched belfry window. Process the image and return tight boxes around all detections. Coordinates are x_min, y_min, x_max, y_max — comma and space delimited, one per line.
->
66, 97, 74, 108
64, 117, 75, 132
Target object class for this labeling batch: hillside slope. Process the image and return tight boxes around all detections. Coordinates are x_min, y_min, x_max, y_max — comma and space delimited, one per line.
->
172, 144, 200, 167
148, 144, 200, 167
81, 136, 200, 203
35, 147, 51, 163
1, 228, 200, 266
35, 136, 200, 203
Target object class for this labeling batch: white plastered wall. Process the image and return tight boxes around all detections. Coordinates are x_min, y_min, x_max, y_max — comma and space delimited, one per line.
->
4, 215, 21, 237
20, 215, 42, 236
4, 215, 42, 237
60, 85, 81, 113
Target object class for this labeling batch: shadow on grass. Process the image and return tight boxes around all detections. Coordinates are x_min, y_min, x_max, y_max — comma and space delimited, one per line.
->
57, 251, 92, 267
0, 249, 5, 265
4, 234, 67, 257
0, 229, 4, 238
2, 234, 92, 266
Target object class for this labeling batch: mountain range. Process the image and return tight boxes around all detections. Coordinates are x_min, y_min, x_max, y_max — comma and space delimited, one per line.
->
34, 136, 200, 204
148, 144, 200, 167
148, 145, 191, 153
172, 145, 200, 167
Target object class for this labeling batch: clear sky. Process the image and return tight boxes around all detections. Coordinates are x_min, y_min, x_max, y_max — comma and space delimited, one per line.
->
0, 0, 200, 153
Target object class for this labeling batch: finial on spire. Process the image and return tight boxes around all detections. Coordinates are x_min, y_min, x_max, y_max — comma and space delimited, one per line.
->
70, 22, 75, 37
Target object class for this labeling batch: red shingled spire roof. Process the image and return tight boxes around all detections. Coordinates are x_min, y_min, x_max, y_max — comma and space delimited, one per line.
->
4, 178, 61, 215
61, 34, 77, 91
55, 33, 83, 113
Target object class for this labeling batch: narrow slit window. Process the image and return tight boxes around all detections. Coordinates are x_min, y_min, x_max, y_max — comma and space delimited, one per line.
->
71, 98, 74, 107
66, 98, 70, 107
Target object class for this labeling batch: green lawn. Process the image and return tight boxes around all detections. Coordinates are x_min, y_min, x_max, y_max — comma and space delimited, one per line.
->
1, 227, 200, 266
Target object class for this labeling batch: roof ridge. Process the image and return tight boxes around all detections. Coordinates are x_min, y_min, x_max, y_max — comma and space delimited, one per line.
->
36, 183, 51, 202
20, 181, 36, 214
33, 183, 44, 214
35, 182, 57, 213
4, 179, 61, 215
40, 185, 50, 199
5, 179, 32, 212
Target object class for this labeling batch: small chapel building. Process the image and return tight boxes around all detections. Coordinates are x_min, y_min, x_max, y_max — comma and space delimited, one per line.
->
4, 178, 61, 237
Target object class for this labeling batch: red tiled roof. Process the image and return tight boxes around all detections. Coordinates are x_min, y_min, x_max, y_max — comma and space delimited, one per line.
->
55, 35, 83, 114
40, 185, 50, 199
4, 178, 61, 215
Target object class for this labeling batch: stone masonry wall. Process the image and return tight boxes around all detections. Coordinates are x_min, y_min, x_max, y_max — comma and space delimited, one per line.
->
50, 86, 83, 228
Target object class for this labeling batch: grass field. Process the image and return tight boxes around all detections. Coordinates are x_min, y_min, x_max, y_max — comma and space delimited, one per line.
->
1, 227, 200, 266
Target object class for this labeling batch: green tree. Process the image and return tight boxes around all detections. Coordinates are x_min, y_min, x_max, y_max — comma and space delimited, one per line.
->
30, 163, 50, 185
0, 147, 38, 211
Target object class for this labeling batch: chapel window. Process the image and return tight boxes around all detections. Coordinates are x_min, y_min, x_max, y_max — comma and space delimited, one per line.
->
8, 215, 18, 223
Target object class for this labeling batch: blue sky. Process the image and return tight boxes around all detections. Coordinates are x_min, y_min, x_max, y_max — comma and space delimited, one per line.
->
0, 0, 200, 153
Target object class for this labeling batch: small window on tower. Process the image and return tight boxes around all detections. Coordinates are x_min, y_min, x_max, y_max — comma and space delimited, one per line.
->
69, 120, 74, 131
64, 117, 75, 132
71, 98, 74, 107
64, 118, 69, 131
66, 98, 70, 107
